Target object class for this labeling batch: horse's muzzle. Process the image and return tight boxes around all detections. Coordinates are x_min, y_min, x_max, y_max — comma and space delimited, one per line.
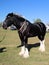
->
2, 22, 7, 29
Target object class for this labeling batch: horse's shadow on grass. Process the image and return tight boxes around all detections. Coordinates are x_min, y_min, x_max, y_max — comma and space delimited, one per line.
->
17, 42, 40, 52
0, 47, 6, 53
28, 43, 40, 51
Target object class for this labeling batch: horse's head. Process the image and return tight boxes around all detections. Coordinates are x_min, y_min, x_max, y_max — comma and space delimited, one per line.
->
3, 12, 29, 30
3, 13, 15, 29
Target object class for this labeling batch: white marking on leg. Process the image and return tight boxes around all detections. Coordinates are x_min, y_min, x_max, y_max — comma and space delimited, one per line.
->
19, 46, 25, 56
39, 40, 45, 52
23, 47, 29, 58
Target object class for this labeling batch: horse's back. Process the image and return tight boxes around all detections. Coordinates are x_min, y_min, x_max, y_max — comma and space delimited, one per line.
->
34, 22, 46, 31
28, 22, 46, 37
34, 22, 46, 34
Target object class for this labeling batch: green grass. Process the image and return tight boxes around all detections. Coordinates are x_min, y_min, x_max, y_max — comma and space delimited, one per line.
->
0, 28, 49, 65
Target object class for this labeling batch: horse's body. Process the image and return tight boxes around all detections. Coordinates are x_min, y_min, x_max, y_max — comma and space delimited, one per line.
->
3, 13, 46, 58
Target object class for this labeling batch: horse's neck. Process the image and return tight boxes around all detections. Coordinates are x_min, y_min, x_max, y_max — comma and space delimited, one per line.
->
14, 21, 22, 30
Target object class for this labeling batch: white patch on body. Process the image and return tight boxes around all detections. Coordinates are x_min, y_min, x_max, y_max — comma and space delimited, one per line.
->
39, 40, 45, 52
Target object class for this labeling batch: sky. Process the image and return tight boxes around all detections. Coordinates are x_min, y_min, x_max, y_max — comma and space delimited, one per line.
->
0, 0, 49, 24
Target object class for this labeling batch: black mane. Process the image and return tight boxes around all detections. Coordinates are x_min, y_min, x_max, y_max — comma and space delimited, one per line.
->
7, 13, 30, 22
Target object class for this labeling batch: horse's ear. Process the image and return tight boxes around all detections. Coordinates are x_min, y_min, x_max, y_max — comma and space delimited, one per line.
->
10, 13, 13, 16
7, 13, 13, 17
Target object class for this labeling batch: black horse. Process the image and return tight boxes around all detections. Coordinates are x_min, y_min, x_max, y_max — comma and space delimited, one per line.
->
3, 13, 46, 58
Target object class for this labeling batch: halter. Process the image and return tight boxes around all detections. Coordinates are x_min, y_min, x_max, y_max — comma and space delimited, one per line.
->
19, 20, 28, 33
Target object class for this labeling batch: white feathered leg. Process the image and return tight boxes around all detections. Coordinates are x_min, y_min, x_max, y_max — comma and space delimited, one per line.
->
23, 47, 29, 58
39, 40, 45, 52
19, 46, 25, 56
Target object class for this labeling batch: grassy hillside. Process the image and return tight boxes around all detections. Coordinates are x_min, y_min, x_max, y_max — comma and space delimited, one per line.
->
0, 28, 49, 65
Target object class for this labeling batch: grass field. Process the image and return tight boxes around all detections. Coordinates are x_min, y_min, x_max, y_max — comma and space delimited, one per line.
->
0, 28, 49, 65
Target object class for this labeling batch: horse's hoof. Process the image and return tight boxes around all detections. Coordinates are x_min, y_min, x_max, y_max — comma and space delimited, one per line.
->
23, 53, 29, 58
39, 47, 45, 52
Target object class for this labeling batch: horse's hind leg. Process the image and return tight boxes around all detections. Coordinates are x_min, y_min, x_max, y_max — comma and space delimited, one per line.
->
39, 39, 45, 52
38, 35, 45, 52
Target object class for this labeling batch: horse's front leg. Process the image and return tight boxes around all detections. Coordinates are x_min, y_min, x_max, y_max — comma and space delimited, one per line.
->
19, 36, 29, 58
18, 31, 29, 58
19, 41, 25, 56
18, 31, 25, 56
23, 45, 29, 58
23, 37, 29, 58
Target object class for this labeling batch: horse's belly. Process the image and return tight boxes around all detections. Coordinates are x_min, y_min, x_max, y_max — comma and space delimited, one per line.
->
27, 32, 38, 37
